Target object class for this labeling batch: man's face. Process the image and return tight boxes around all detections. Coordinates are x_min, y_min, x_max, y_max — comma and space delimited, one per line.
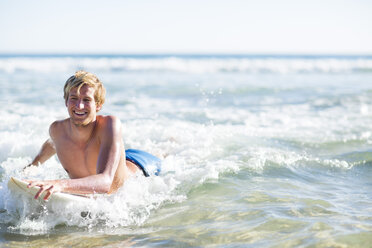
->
66, 85, 101, 126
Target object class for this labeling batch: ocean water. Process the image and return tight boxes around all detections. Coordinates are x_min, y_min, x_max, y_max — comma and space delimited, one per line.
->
0, 54, 372, 247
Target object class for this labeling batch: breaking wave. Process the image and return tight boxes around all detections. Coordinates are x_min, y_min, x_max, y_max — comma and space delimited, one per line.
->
0, 55, 372, 74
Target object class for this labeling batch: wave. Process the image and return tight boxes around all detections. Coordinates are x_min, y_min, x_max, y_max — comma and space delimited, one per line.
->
0, 56, 372, 74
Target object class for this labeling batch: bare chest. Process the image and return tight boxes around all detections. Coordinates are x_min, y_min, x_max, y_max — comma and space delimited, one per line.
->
54, 138, 100, 178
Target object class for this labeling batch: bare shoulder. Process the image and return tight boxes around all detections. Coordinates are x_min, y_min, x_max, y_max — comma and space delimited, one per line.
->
49, 119, 69, 139
98, 115, 121, 127
97, 115, 122, 134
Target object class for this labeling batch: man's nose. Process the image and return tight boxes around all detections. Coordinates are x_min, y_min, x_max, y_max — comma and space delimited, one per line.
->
76, 100, 84, 109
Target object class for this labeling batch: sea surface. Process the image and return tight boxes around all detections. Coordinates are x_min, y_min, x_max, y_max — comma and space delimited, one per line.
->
0, 54, 371, 247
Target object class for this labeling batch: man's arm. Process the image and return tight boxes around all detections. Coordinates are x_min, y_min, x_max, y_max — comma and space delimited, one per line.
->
27, 116, 124, 200
24, 138, 56, 169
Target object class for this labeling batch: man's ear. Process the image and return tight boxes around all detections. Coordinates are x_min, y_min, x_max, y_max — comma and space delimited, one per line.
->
96, 104, 102, 112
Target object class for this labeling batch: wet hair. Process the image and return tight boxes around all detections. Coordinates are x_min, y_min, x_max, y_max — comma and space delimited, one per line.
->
63, 70, 106, 106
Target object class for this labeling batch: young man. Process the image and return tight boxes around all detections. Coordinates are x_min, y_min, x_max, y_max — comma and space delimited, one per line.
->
25, 71, 161, 200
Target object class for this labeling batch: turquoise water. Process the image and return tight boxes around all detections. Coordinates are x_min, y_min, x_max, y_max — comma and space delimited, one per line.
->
0, 55, 372, 247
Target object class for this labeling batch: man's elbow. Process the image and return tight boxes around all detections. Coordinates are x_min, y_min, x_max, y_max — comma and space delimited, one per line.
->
96, 175, 112, 194
99, 185, 111, 194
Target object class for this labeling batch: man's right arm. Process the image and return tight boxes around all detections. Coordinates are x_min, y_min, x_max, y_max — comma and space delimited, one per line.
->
25, 138, 56, 169
25, 121, 60, 169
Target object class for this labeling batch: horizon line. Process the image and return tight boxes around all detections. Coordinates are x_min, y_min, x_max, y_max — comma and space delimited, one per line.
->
0, 52, 372, 57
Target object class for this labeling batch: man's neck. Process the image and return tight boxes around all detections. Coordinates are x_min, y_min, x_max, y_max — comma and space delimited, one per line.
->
68, 118, 97, 146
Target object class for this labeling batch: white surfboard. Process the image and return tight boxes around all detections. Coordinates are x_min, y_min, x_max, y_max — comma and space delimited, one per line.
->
7, 177, 92, 204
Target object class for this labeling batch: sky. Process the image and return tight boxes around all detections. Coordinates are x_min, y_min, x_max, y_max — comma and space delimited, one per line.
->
0, 0, 371, 54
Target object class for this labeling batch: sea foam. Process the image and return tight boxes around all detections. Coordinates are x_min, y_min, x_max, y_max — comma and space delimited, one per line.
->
0, 56, 372, 74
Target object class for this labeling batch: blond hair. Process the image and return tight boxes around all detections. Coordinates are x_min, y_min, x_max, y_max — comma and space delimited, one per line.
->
63, 70, 106, 106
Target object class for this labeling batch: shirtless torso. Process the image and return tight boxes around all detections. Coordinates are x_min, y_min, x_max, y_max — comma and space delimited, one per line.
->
51, 116, 139, 193
26, 83, 139, 200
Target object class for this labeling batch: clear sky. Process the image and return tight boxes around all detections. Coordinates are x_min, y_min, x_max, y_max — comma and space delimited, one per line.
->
0, 0, 371, 54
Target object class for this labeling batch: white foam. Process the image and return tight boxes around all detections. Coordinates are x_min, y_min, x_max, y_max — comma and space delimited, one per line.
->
0, 109, 248, 232
1, 56, 372, 74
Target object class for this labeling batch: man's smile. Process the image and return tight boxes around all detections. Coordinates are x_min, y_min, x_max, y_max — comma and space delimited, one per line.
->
73, 110, 87, 116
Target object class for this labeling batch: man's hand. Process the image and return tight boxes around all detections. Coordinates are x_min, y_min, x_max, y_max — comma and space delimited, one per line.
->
26, 180, 63, 201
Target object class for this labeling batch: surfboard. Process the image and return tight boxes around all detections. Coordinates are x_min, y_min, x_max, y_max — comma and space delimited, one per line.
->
7, 177, 92, 204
